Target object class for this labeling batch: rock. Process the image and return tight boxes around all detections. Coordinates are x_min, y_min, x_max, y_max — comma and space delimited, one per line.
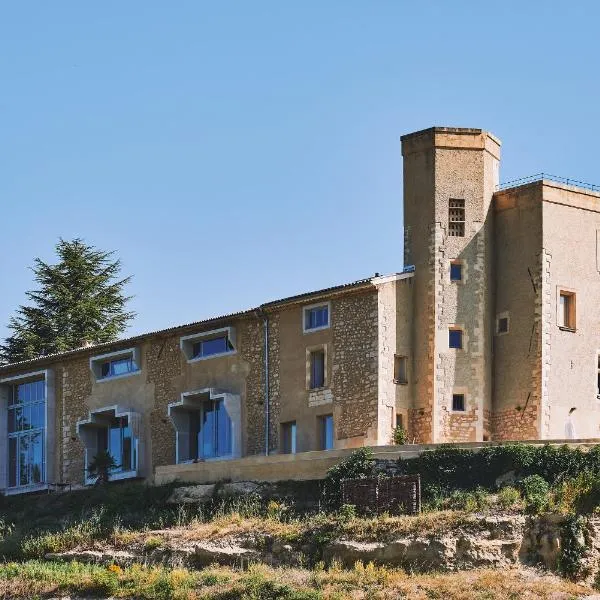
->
191, 541, 260, 567
45, 549, 136, 567
166, 484, 215, 504
217, 481, 262, 497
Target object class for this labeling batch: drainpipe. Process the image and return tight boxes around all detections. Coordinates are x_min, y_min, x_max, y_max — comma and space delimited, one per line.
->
256, 308, 270, 455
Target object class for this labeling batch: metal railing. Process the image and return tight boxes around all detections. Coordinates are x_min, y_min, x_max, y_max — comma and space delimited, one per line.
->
496, 172, 600, 193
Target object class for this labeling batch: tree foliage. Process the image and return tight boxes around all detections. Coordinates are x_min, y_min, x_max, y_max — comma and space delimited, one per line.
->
0, 238, 135, 363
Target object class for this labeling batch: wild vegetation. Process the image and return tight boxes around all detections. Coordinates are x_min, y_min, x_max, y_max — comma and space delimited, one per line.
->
2, 443, 600, 598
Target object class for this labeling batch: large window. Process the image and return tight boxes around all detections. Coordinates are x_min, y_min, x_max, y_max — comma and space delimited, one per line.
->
90, 348, 140, 382
180, 327, 237, 362
96, 416, 136, 474
303, 303, 330, 332
199, 398, 232, 459
7, 379, 45, 489
101, 356, 137, 379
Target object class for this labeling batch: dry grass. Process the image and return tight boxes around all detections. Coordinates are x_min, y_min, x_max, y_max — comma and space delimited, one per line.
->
0, 560, 591, 599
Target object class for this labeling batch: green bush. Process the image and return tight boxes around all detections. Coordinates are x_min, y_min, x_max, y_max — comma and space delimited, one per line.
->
558, 515, 587, 579
520, 475, 550, 514
392, 427, 407, 445
322, 448, 375, 510
398, 443, 600, 499
497, 486, 521, 510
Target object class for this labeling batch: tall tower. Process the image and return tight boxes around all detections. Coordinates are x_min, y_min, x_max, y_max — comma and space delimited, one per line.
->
401, 127, 501, 442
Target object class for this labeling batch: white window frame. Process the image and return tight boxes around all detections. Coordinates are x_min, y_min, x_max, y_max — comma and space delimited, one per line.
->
180, 327, 237, 363
0, 369, 55, 495
303, 301, 331, 333
90, 348, 141, 383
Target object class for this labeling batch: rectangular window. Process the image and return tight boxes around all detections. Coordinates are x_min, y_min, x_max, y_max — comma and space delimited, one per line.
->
449, 328, 463, 349
448, 199, 465, 237
394, 355, 408, 384
450, 262, 462, 281
310, 349, 325, 389
7, 378, 46, 488
96, 416, 137, 473
319, 414, 334, 450
496, 315, 509, 335
452, 394, 465, 412
304, 303, 330, 332
192, 335, 234, 359
597, 354, 600, 399
396, 414, 404, 429
100, 356, 136, 379
200, 399, 232, 459
559, 291, 576, 330
281, 421, 297, 454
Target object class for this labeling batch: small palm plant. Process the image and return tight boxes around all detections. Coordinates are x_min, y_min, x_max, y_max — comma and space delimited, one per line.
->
88, 450, 118, 485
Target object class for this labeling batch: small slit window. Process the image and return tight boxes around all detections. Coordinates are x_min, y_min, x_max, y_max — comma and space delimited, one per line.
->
496, 313, 510, 335
394, 355, 408, 384
448, 199, 465, 237
558, 291, 576, 330
452, 394, 465, 412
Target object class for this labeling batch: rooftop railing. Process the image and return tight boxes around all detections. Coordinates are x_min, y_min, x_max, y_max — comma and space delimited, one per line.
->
496, 172, 600, 193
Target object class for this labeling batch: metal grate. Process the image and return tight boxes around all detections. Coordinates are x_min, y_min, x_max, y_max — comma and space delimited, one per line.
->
341, 475, 421, 515
448, 199, 465, 237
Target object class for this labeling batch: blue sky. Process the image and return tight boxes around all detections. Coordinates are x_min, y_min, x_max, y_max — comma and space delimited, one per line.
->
1, 2, 599, 341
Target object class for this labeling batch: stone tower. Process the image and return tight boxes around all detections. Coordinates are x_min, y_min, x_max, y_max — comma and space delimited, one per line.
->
401, 127, 501, 442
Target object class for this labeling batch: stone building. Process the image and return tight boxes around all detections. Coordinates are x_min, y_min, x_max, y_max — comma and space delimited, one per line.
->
1, 125, 600, 495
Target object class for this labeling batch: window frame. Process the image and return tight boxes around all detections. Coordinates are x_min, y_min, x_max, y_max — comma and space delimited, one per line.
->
180, 327, 237, 363
90, 348, 141, 383
557, 288, 576, 331
448, 199, 466, 237
306, 345, 327, 390
319, 414, 334, 450
452, 393, 466, 412
394, 355, 408, 385
448, 328, 464, 350
303, 302, 331, 333
449, 261, 463, 282
281, 421, 297, 454
496, 312, 510, 336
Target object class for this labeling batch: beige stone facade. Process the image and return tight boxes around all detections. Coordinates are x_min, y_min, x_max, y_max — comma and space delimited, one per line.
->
2, 124, 600, 494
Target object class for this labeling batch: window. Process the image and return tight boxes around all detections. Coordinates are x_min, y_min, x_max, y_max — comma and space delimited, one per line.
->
7, 378, 45, 488
192, 335, 234, 359
394, 355, 408, 384
319, 415, 334, 450
496, 313, 509, 335
100, 356, 136, 379
597, 354, 600, 399
396, 414, 404, 429
198, 398, 232, 459
310, 349, 325, 389
559, 291, 576, 330
449, 328, 463, 349
450, 261, 462, 281
281, 421, 297, 454
448, 199, 465, 237
180, 327, 237, 362
303, 303, 330, 332
90, 348, 140, 382
96, 416, 136, 473
452, 394, 465, 412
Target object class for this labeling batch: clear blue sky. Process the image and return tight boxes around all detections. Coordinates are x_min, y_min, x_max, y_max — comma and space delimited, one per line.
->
1, 2, 599, 342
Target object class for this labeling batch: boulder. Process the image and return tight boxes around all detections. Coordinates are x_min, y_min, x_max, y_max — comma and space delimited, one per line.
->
166, 484, 215, 504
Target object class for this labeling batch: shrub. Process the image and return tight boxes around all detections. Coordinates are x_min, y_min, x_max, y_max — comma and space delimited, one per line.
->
497, 486, 521, 510
392, 427, 407, 445
322, 448, 375, 510
338, 504, 357, 522
557, 472, 600, 514
558, 515, 587, 579
520, 475, 550, 514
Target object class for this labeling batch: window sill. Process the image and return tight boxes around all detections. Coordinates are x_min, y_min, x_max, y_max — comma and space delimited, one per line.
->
187, 350, 237, 364
4, 483, 48, 496
393, 379, 408, 385
85, 469, 139, 486
308, 386, 327, 392
303, 325, 330, 334
558, 326, 576, 333
95, 370, 141, 383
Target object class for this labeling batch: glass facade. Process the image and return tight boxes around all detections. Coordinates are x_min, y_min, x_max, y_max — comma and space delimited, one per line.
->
7, 379, 45, 488
305, 305, 329, 330
96, 416, 136, 473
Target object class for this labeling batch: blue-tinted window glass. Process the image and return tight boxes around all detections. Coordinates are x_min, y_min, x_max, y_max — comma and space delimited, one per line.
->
305, 306, 329, 330
449, 329, 463, 349
450, 263, 462, 281
202, 402, 216, 458
8, 438, 17, 487
282, 421, 297, 454
216, 400, 232, 456
192, 335, 233, 359
31, 431, 44, 484
111, 358, 133, 376
322, 415, 334, 450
